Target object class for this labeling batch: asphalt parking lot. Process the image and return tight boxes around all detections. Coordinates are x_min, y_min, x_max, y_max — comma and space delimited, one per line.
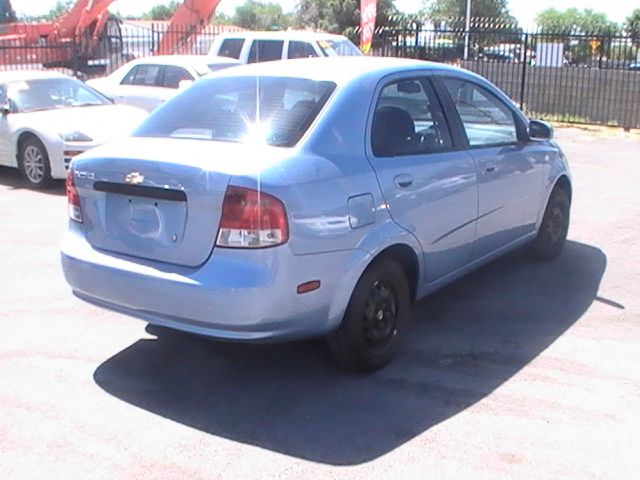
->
1, 127, 638, 480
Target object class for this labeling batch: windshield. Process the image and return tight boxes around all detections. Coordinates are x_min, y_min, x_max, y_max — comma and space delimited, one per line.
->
317, 39, 362, 57
134, 76, 336, 147
7, 78, 111, 113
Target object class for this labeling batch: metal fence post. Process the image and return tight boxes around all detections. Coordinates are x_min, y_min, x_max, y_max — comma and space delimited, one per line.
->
151, 23, 155, 54
72, 40, 80, 78
519, 33, 529, 110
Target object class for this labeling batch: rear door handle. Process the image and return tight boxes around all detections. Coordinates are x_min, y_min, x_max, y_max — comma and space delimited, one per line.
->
484, 163, 496, 173
394, 173, 413, 188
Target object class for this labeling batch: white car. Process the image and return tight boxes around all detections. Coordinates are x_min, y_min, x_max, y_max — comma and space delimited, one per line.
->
0, 70, 147, 188
209, 31, 362, 64
87, 55, 240, 112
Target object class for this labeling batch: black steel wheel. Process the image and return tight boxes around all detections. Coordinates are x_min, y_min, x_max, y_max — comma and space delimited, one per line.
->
530, 187, 570, 261
327, 258, 410, 372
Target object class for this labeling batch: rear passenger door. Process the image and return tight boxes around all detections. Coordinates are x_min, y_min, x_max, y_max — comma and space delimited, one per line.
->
438, 77, 545, 260
367, 75, 478, 284
247, 40, 285, 63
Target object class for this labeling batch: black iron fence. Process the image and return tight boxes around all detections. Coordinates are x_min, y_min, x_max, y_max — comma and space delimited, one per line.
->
1, 19, 639, 128
374, 25, 640, 128
0, 21, 241, 77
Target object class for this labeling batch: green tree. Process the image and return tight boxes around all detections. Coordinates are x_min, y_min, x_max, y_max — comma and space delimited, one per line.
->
626, 8, 640, 46
213, 12, 234, 25
45, 0, 74, 21
535, 8, 619, 34
233, 0, 291, 30
142, 2, 180, 21
294, 0, 397, 35
0, 0, 17, 23
424, 0, 517, 28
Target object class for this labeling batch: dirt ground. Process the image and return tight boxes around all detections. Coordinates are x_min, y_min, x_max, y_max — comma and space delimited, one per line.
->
0, 127, 638, 479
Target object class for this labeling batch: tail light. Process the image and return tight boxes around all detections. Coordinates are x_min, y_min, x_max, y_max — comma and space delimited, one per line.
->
216, 186, 288, 248
66, 170, 82, 223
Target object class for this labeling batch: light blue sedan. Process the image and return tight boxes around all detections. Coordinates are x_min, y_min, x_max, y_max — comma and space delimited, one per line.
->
61, 57, 571, 372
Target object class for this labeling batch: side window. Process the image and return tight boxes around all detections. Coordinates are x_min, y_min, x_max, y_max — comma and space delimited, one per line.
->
121, 64, 162, 87
120, 66, 138, 85
372, 78, 453, 157
442, 78, 518, 147
218, 38, 244, 59
161, 66, 193, 88
288, 41, 318, 59
248, 40, 284, 63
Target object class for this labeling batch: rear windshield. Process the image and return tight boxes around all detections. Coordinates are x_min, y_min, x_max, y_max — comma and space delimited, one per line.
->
134, 76, 336, 147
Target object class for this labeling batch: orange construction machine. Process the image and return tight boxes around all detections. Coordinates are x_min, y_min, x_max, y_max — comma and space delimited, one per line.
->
0, 0, 223, 74
0, 0, 121, 72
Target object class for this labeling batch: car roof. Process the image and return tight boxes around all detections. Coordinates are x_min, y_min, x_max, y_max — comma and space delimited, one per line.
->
212, 56, 466, 85
0, 69, 71, 83
215, 30, 350, 41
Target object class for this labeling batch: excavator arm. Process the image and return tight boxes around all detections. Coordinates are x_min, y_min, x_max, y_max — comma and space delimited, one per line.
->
155, 0, 222, 55
49, 0, 116, 43
0, 0, 116, 71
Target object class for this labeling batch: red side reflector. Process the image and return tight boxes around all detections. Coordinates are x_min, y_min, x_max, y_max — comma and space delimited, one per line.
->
297, 280, 321, 294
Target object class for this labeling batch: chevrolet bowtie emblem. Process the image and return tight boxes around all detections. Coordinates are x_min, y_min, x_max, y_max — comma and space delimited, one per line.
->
125, 172, 144, 185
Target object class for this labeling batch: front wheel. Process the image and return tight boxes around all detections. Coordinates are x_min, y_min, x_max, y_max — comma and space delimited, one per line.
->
18, 136, 52, 189
327, 258, 410, 372
529, 187, 571, 261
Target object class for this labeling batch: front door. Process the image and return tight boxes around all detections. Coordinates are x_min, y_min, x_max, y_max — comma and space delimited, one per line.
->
439, 77, 545, 260
367, 76, 478, 284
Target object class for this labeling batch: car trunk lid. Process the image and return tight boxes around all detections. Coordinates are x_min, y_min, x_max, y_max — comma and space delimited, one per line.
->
74, 137, 238, 267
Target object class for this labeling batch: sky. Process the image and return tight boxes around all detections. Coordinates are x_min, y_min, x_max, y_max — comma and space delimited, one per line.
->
8, 0, 636, 27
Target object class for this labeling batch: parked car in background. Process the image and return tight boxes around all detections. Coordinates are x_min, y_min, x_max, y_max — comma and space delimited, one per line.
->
209, 31, 362, 63
0, 70, 147, 188
87, 55, 240, 112
62, 57, 571, 371
629, 63, 640, 72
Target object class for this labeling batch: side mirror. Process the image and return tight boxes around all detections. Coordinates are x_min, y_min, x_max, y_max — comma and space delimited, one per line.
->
529, 119, 553, 141
177, 79, 193, 90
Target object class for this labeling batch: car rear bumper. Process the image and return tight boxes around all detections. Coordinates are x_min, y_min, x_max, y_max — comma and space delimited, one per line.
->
61, 223, 357, 341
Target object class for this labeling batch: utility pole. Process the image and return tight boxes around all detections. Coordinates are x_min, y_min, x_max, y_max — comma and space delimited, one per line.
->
463, 0, 471, 61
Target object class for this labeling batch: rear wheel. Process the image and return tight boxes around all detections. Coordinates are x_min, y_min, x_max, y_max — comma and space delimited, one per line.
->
18, 136, 52, 189
530, 187, 570, 261
327, 258, 410, 372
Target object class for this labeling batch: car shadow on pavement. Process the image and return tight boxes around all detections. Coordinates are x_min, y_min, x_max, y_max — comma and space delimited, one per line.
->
0, 166, 65, 193
93, 240, 606, 466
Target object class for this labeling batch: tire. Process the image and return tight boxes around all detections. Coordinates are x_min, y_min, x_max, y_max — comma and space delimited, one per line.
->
327, 258, 410, 372
18, 136, 52, 189
530, 187, 570, 261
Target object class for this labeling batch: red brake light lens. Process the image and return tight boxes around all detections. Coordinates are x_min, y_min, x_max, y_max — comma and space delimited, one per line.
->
66, 170, 82, 223
216, 186, 288, 248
